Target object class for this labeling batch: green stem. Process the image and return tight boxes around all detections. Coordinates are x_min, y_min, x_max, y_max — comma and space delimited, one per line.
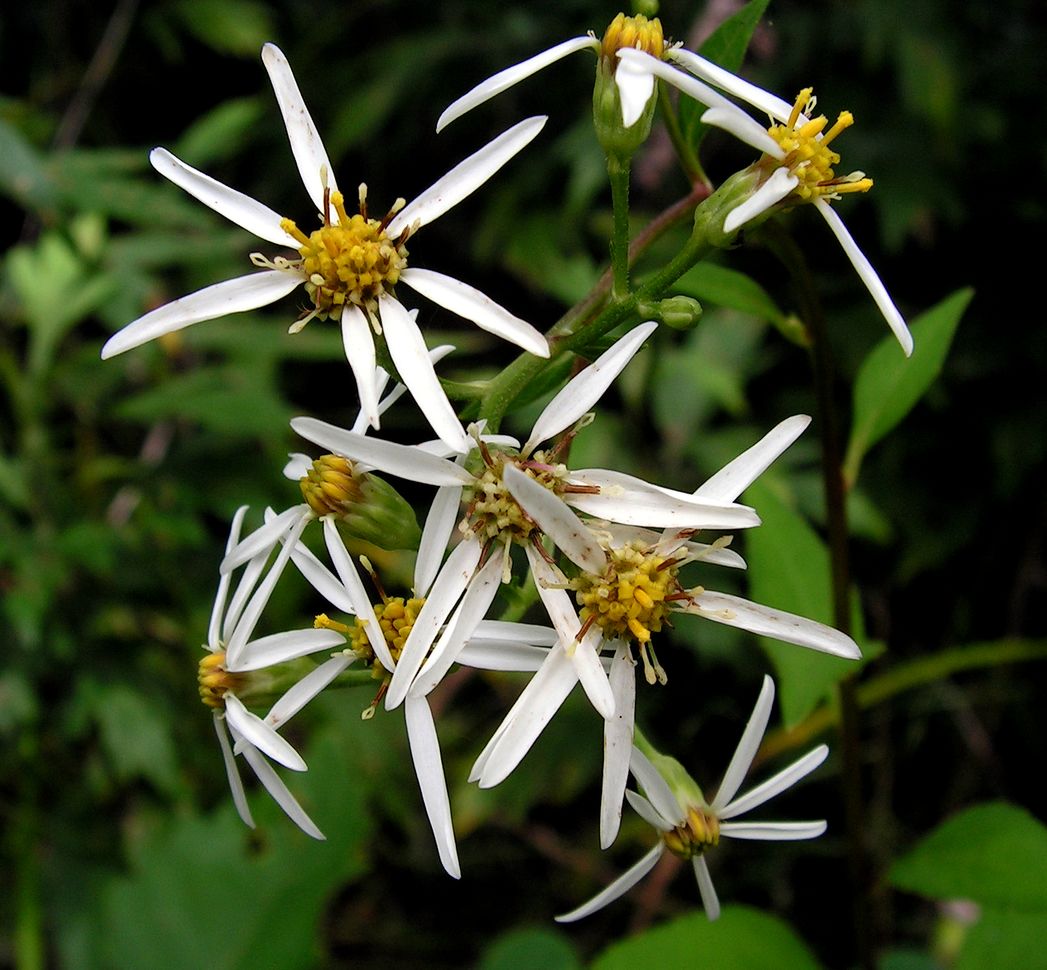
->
607, 155, 632, 299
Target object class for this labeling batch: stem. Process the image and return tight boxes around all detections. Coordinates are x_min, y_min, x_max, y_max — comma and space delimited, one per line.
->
608, 155, 632, 299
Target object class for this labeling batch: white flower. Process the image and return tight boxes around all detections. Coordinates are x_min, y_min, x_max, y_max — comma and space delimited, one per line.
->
201, 506, 353, 840
556, 676, 828, 922
437, 13, 666, 132
101, 44, 550, 452
617, 48, 913, 357
474, 415, 859, 850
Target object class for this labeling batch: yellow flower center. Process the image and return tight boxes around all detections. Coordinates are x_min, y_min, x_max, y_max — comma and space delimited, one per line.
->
299, 454, 363, 518
764, 88, 874, 203
317, 596, 424, 678
197, 651, 245, 709
662, 805, 721, 859
600, 12, 665, 63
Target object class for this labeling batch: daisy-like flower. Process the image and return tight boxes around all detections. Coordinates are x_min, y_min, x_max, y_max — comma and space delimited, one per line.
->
617, 47, 913, 355
437, 12, 666, 133
556, 676, 828, 922
474, 414, 859, 850
101, 44, 550, 452
200, 506, 353, 839
290, 322, 762, 721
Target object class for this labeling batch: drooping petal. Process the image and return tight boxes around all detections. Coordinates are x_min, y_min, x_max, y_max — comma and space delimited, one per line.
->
709, 675, 775, 814
405, 695, 461, 878
240, 743, 325, 839
684, 589, 862, 659
341, 306, 381, 430
555, 844, 665, 923
283, 453, 313, 479
387, 116, 547, 236
523, 321, 658, 454
399, 268, 549, 358
617, 49, 740, 116
624, 790, 674, 832
692, 855, 721, 920
615, 50, 657, 128
723, 166, 798, 233
213, 713, 254, 828
101, 270, 301, 359
208, 506, 249, 649
231, 627, 345, 672
720, 820, 827, 840
601, 642, 637, 849
221, 504, 309, 573
668, 47, 794, 123
815, 199, 913, 356
260, 43, 338, 215
381, 295, 471, 453
719, 745, 829, 820
629, 746, 686, 826
698, 106, 785, 158
224, 695, 306, 772
414, 483, 463, 599
265, 654, 353, 729
694, 415, 811, 503
149, 148, 298, 247
290, 417, 475, 486
437, 36, 597, 131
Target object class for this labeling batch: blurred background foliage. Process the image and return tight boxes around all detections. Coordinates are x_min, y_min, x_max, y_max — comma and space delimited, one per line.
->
1, 0, 1045, 967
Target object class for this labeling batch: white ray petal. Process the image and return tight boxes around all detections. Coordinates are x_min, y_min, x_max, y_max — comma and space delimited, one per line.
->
387, 116, 547, 236
400, 268, 549, 358
699, 106, 784, 158
231, 628, 345, 672
710, 675, 775, 813
601, 642, 636, 849
504, 466, 607, 574
240, 743, 325, 839
149, 148, 298, 247
471, 621, 558, 645
629, 747, 685, 826
720, 819, 828, 840
381, 295, 471, 453
265, 654, 352, 729
283, 453, 313, 479
456, 641, 551, 672
668, 539, 747, 570
209, 506, 249, 649
524, 321, 658, 454
101, 270, 300, 359
437, 36, 597, 131
385, 538, 482, 708
625, 790, 674, 831
222, 550, 269, 644
214, 714, 254, 828
685, 589, 861, 658
617, 49, 740, 115
290, 417, 474, 485
405, 695, 461, 878
224, 695, 306, 772
260, 43, 338, 214
221, 504, 309, 573
555, 844, 665, 923
693, 855, 721, 920
352, 343, 456, 434
695, 415, 811, 503
720, 745, 829, 820
815, 199, 913, 356
342, 307, 381, 430
283, 530, 357, 614
723, 167, 798, 234
571, 623, 616, 720
616, 51, 657, 128
414, 483, 463, 598
668, 47, 794, 122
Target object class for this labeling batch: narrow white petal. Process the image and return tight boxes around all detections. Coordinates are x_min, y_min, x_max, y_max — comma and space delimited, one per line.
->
721, 820, 827, 840
693, 855, 721, 920
625, 790, 674, 832
524, 321, 658, 454
669, 48, 794, 123
629, 747, 685, 826
615, 52, 657, 128
214, 714, 254, 828
671, 540, 747, 570
695, 415, 811, 503
571, 623, 616, 720
266, 654, 352, 728
381, 295, 471, 453
208, 506, 249, 648
685, 589, 862, 658
405, 695, 461, 878
283, 453, 313, 479
149, 147, 297, 247
387, 116, 547, 236
222, 550, 269, 644
617, 49, 740, 115
471, 621, 558, 645
400, 268, 549, 358
710, 675, 775, 813
437, 36, 597, 131
232, 628, 345, 672
385, 538, 482, 708
241, 743, 325, 839
221, 505, 309, 573
504, 466, 607, 574
601, 643, 636, 849
525, 543, 583, 642
815, 199, 913, 356
723, 167, 798, 234
290, 416, 474, 486
284, 532, 357, 614
699, 106, 784, 158
456, 641, 551, 671
414, 483, 463, 598
224, 694, 306, 772
342, 307, 381, 430
719, 745, 829, 820
260, 43, 337, 214
555, 844, 665, 923
352, 343, 457, 434
101, 270, 300, 359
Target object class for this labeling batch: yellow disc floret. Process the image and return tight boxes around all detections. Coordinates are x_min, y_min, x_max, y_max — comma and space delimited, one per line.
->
600, 12, 665, 64
299, 454, 363, 519
662, 804, 721, 859
764, 88, 874, 203
198, 651, 245, 709
342, 596, 425, 673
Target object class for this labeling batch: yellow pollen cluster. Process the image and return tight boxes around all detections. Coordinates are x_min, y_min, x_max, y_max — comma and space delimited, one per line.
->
299, 454, 362, 518
346, 596, 425, 673
198, 651, 244, 709
765, 88, 874, 203
464, 452, 565, 544
662, 805, 721, 859
600, 12, 665, 62
281, 189, 408, 322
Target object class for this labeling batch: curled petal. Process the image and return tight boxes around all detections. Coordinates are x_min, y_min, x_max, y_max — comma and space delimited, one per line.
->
616, 52, 657, 128
723, 166, 798, 234
224, 695, 306, 772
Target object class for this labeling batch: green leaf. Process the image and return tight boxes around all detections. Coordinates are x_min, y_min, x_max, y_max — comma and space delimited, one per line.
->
0, 118, 55, 210
93, 685, 181, 796
173, 97, 265, 167
591, 906, 822, 970
479, 928, 582, 970
957, 909, 1047, 970
673, 262, 787, 325
844, 288, 972, 485
173, 0, 276, 58
890, 802, 1047, 911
